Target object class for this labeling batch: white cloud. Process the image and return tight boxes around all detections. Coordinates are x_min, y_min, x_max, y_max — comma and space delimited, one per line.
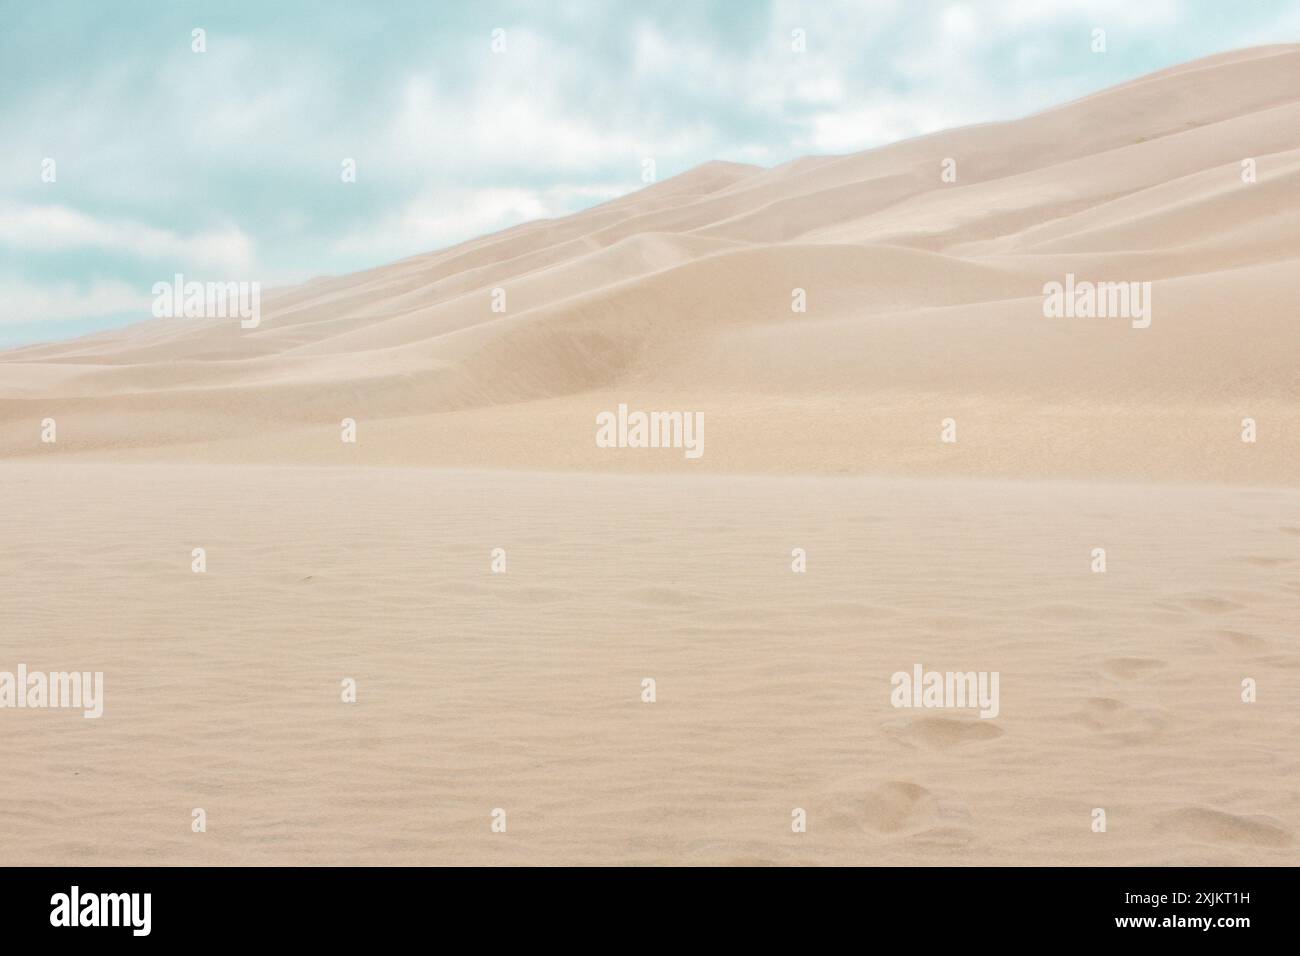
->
990, 0, 1181, 27
0, 276, 149, 325
0, 204, 256, 275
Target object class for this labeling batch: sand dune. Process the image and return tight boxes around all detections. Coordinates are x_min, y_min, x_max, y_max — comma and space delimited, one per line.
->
1, 47, 1297, 866
3, 44, 1299, 478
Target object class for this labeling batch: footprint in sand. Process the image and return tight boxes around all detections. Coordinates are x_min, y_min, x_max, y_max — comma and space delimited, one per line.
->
1180, 595, 1245, 615
862, 781, 939, 834
1158, 807, 1293, 848
1101, 657, 1166, 680
1071, 697, 1170, 737
821, 781, 943, 835
1027, 603, 1102, 622
888, 715, 1004, 749
1212, 629, 1267, 650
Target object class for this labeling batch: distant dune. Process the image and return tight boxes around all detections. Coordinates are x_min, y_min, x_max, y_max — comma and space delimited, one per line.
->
3, 44, 1298, 481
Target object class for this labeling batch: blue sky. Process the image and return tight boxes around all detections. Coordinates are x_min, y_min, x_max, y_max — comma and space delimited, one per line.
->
2, 0, 1296, 345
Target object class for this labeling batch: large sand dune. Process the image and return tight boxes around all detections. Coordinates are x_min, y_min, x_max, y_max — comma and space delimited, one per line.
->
1, 46, 1297, 865
3, 44, 1299, 479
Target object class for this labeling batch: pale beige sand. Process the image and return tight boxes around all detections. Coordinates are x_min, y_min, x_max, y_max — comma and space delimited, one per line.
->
1, 47, 1299, 865
0, 464, 1296, 865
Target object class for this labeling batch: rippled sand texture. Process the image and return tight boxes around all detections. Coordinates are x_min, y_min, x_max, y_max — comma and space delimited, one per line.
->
1, 465, 1296, 865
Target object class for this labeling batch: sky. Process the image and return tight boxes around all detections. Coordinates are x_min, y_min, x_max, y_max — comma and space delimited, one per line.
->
1, 0, 1297, 345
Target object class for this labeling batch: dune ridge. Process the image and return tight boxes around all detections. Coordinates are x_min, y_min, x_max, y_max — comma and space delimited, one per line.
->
2, 45, 1299, 481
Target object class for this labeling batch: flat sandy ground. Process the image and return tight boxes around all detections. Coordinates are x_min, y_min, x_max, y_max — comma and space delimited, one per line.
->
1, 463, 1296, 865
